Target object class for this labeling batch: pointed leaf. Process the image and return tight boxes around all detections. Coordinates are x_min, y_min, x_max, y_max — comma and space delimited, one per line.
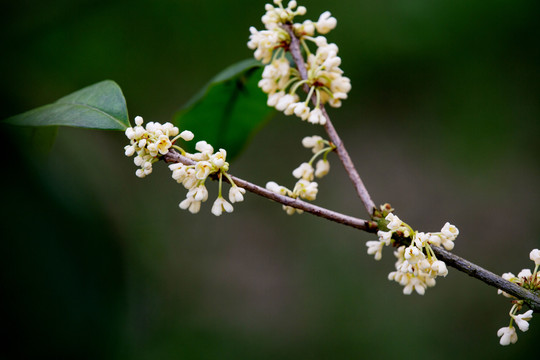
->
4, 80, 129, 131
173, 59, 275, 160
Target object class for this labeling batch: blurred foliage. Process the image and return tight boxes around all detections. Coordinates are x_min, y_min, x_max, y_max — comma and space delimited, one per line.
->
4, 80, 129, 130
2, 0, 539, 359
174, 59, 274, 160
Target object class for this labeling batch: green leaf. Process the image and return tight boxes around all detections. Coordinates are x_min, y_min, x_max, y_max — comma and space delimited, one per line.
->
4, 80, 129, 131
173, 58, 275, 160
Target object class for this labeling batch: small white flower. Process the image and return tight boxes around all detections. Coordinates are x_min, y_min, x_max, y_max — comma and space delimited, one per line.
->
497, 326, 518, 346
441, 222, 459, 240
302, 135, 325, 153
315, 159, 330, 178
211, 196, 234, 216
210, 148, 227, 168
187, 184, 209, 202
195, 161, 213, 180
517, 269, 532, 279
366, 240, 385, 261
404, 245, 425, 265
428, 234, 442, 247
529, 249, 540, 265
124, 145, 135, 157
377, 230, 392, 245
431, 260, 448, 277
512, 310, 533, 332
293, 102, 311, 120
156, 135, 172, 155
292, 162, 314, 181
267, 91, 285, 107
229, 186, 246, 203
295, 179, 318, 201
315, 11, 337, 34
385, 213, 402, 231
413, 232, 429, 248
276, 94, 297, 111
195, 140, 214, 155
179, 130, 194, 141
307, 108, 325, 125
266, 181, 289, 196
135, 116, 144, 126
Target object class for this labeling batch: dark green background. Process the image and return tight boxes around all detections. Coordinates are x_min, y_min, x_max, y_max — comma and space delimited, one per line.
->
2, 0, 539, 359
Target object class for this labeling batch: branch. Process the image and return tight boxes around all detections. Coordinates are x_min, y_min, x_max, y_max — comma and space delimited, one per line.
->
283, 23, 377, 216
163, 150, 377, 232
163, 149, 540, 312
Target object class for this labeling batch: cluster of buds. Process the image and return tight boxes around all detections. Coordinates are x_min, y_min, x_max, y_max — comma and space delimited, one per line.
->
266, 135, 334, 214
366, 209, 459, 295
124, 116, 193, 178
248, 0, 350, 125
125, 116, 245, 216
496, 249, 539, 345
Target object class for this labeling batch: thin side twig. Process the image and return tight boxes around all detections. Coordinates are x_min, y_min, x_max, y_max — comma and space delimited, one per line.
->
283, 23, 377, 216
163, 149, 540, 312
163, 150, 377, 232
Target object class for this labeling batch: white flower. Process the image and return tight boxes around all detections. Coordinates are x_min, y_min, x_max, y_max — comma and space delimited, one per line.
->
302, 135, 325, 153
530, 249, 540, 265
124, 145, 135, 157
211, 196, 234, 216
135, 116, 144, 126
366, 240, 385, 261
377, 230, 392, 245
179, 130, 194, 141
187, 184, 209, 202
229, 186, 246, 203
315, 159, 330, 178
307, 108, 326, 125
497, 326, 518, 346
295, 179, 318, 201
428, 234, 442, 247
210, 148, 228, 169
315, 11, 337, 34
413, 232, 429, 248
293, 102, 311, 120
512, 310, 533, 332
195, 140, 214, 155
179, 197, 202, 214
385, 213, 402, 231
276, 94, 297, 111
292, 162, 314, 181
156, 135, 172, 155
441, 222, 459, 240
195, 161, 212, 180
404, 245, 425, 265
517, 269, 532, 279
266, 181, 289, 196
431, 260, 448, 277
267, 91, 285, 107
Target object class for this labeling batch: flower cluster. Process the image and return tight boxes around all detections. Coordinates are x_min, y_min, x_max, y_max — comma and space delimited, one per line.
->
495, 249, 539, 345
266, 135, 334, 214
125, 116, 245, 216
366, 210, 459, 295
124, 116, 193, 178
248, 0, 350, 125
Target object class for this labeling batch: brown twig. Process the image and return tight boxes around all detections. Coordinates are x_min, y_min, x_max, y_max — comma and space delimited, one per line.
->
163, 150, 540, 312
163, 150, 377, 232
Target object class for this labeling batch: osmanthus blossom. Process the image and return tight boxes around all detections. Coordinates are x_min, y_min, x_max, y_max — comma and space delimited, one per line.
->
248, 1, 349, 125
124, 116, 245, 216
366, 212, 459, 295
266, 135, 335, 215
495, 249, 539, 345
